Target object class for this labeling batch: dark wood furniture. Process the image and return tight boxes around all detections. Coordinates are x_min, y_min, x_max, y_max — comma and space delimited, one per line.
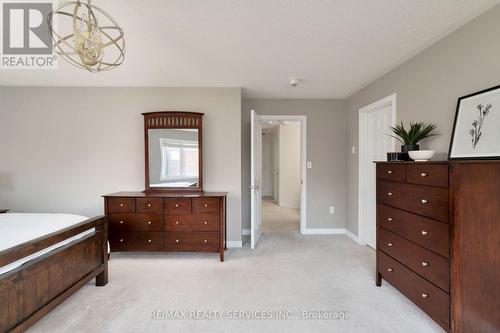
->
0, 216, 108, 332
376, 160, 500, 333
450, 161, 500, 333
103, 192, 227, 261
0, 209, 9, 214
376, 161, 451, 331
104, 111, 228, 261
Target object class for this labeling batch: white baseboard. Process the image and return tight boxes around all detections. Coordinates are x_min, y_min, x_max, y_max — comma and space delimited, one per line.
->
345, 229, 361, 244
302, 228, 346, 235
241, 229, 251, 236
226, 241, 242, 248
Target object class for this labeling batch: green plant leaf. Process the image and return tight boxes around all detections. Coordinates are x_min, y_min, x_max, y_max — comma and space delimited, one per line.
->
389, 121, 439, 145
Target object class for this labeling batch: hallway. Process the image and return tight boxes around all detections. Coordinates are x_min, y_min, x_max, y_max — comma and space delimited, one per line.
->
262, 198, 300, 233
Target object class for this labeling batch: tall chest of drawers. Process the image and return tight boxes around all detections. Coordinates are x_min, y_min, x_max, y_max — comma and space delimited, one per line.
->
103, 191, 227, 261
375, 161, 450, 331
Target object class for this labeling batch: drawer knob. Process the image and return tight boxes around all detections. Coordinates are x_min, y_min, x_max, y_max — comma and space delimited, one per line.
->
387, 268, 393, 272
148, 239, 152, 243
120, 239, 124, 242
119, 221, 124, 224
421, 199, 428, 204
147, 221, 152, 224
421, 172, 428, 177
387, 192, 393, 196
175, 204, 179, 207
421, 230, 428, 236
204, 221, 208, 224
204, 203, 208, 207
421, 293, 428, 299
387, 217, 393, 222
387, 242, 393, 247
387, 170, 393, 174
147, 203, 152, 207
120, 203, 124, 207
204, 239, 208, 243
422, 261, 429, 267
175, 221, 179, 224
175, 239, 179, 243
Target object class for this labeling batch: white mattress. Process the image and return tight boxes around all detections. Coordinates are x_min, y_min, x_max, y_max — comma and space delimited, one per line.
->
0, 213, 94, 275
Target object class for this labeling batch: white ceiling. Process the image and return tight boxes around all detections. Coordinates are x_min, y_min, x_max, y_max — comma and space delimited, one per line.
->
1, 0, 498, 98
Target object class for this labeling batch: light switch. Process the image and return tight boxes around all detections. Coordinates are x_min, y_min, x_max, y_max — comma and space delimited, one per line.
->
351, 146, 356, 154
307, 161, 312, 169
329, 206, 335, 214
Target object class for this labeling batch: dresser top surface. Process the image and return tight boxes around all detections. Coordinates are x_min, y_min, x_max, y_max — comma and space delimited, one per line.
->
103, 191, 227, 198
374, 161, 449, 164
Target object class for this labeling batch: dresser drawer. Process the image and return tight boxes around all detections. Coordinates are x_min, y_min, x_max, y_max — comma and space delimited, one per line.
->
165, 232, 219, 252
136, 198, 163, 213
192, 198, 220, 213
107, 198, 135, 213
379, 229, 449, 292
377, 164, 406, 182
109, 232, 164, 251
109, 213, 163, 232
378, 251, 449, 330
165, 214, 220, 231
164, 198, 191, 214
407, 164, 448, 188
378, 181, 449, 222
378, 205, 449, 257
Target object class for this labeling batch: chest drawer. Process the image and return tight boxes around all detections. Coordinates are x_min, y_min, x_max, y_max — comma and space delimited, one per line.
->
136, 198, 163, 213
378, 181, 449, 222
165, 214, 220, 231
407, 164, 448, 188
379, 229, 449, 292
165, 232, 219, 252
378, 251, 449, 330
192, 198, 220, 213
377, 164, 406, 182
109, 213, 163, 232
378, 205, 449, 257
107, 198, 135, 213
164, 198, 191, 214
109, 232, 164, 251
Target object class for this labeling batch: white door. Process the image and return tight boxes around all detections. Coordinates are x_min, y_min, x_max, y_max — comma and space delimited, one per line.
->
362, 105, 394, 248
250, 110, 263, 249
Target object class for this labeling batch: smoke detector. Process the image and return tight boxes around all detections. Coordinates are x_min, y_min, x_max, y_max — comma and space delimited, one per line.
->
289, 77, 300, 87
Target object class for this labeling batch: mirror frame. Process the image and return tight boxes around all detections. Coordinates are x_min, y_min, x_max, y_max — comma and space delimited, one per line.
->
142, 111, 203, 192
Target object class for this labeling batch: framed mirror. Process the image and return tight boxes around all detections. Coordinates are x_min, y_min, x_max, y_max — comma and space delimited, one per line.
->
143, 112, 203, 192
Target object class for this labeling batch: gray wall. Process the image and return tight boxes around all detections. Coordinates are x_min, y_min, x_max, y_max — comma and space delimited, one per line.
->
0, 87, 243, 242
346, 4, 500, 236
242, 99, 347, 231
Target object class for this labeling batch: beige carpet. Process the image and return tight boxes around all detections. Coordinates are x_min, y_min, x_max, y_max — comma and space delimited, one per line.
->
28, 200, 444, 333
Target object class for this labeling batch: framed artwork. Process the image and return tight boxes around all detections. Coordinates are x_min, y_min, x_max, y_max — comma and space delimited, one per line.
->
449, 84, 500, 160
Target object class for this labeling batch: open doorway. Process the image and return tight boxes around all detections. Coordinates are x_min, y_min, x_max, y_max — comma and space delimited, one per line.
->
250, 111, 307, 249
261, 120, 301, 234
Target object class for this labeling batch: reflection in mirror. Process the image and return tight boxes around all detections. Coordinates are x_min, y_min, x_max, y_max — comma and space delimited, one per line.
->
148, 128, 199, 188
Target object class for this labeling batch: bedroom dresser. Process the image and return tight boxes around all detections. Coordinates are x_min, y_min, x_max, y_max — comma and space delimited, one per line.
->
375, 160, 500, 333
103, 192, 226, 261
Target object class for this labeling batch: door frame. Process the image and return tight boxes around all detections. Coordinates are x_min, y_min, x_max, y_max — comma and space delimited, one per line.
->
358, 94, 396, 246
259, 115, 307, 234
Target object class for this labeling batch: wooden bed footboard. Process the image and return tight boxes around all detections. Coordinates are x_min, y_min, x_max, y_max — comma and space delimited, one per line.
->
0, 216, 108, 333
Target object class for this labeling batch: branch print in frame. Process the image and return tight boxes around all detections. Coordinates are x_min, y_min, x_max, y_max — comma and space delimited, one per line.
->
449, 84, 500, 160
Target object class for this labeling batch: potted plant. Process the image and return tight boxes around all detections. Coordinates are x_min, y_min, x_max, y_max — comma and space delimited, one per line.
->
390, 122, 439, 153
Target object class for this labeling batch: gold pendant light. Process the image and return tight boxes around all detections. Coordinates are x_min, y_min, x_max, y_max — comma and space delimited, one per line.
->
48, 0, 125, 72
